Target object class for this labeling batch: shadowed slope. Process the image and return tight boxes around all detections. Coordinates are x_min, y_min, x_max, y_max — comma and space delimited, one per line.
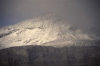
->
0, 44, 100, 66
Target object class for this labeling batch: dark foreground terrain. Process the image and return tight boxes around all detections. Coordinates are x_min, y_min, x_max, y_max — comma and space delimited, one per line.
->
0, 42, 100, 66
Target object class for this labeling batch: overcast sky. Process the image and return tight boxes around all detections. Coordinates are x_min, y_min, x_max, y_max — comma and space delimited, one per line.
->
0, 0, 100, 36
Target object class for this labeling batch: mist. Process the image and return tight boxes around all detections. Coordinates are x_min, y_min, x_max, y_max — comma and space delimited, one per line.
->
0, 0, 100, 36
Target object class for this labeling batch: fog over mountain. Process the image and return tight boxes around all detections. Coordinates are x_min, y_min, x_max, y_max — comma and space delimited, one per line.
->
0, 15, 98, 49
0, 0, 100, 66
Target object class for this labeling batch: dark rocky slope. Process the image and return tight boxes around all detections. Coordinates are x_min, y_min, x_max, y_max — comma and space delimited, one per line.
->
0, 42, 100, 66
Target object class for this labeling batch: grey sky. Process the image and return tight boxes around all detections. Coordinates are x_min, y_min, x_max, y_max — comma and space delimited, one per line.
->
0, 0, 100, 36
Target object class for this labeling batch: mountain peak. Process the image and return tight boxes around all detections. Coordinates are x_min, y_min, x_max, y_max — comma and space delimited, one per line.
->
0, 15, 93, 49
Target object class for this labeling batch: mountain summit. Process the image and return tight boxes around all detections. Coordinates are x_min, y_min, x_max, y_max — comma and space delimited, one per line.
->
0, 15, 94, 49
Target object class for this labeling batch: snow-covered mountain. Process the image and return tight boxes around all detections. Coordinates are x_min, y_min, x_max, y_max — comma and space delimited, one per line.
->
0, 15, 95, 49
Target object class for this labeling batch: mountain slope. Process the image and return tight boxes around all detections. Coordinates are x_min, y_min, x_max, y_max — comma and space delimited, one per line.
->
0, 45, 100, 66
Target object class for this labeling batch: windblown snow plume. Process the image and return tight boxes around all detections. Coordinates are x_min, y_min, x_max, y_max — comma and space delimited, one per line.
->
0, 15, 94, 49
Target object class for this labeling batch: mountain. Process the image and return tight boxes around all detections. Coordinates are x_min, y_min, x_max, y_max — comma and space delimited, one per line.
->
0, 15, 95, 49
0, 15, 100, 66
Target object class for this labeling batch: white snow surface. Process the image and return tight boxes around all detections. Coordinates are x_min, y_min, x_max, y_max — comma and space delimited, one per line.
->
0, 15, 94, 49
